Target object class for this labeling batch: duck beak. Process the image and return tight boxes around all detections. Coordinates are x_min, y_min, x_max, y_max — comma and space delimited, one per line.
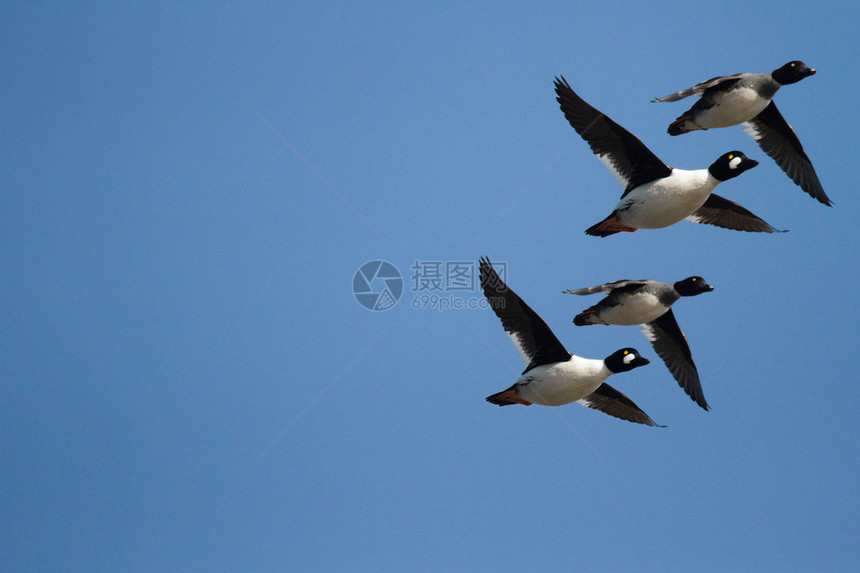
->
741, 158, 760, 171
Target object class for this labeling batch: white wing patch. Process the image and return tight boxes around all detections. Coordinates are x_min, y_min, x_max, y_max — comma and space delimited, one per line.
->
597, 152, 631, 189
742, 122, 764, 142
640, 323, 658, 342
506, 331, 531, 366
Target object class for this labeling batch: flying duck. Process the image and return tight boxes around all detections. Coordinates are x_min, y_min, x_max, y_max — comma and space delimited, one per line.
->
565, 277, 714, 410
479, 257, 660, 426
553, 76, 781, 237
652, 61, 830, 206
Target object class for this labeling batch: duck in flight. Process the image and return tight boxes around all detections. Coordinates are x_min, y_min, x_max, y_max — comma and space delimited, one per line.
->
652, 61, 830, 206
565, 276, 714, 411
479, 257, 661, 426
554, 76, 782, 237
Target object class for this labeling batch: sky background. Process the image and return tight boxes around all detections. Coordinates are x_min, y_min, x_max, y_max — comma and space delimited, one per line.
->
3, 2, 859, 571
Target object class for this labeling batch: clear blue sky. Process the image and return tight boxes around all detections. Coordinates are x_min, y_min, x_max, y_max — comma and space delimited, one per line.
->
3, 2, 859, 571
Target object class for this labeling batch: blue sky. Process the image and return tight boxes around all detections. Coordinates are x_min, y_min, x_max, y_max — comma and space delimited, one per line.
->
3, 2, 859, 571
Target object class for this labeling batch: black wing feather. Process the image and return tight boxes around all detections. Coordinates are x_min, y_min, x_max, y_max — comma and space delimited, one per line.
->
554, 76, 672, 196
745, 101, 831, 206
688, 193, 784, 233
578, 383, 663, 426
644, 310, 709, 410
479, 258, 571, 374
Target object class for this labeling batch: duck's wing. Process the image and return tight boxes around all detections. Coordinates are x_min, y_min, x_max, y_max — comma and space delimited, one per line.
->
686, 194, 784, 233
554, 76, 671, 197
479, 257, 571, 373
563, 279, 647, 296
743, 101, 832, 206
642, 309, 709, 411
651, 74, 745, 102
577, 383, 664, 427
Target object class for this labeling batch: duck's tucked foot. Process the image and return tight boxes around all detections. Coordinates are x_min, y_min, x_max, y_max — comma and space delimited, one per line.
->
585, 215, 637, 237
667, 114, 701, 135
485, 388, 532, 406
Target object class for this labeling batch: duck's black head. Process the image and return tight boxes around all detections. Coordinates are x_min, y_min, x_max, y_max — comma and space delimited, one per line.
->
674, 276, 715, 297
772, 61, 816, 85
604, 348, 650, 374
709, 151, 759, 182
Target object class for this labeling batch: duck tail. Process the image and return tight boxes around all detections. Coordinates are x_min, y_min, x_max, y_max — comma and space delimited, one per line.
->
668, 114, 700, 135
485, 386, 531, 407
573, 308, 601, 326
585, 213, 637, 237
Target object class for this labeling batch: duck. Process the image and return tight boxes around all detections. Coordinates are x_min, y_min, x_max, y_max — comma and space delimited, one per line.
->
553, 76, 781, 237
564, 277, 714, 410
652, 61, 830, 206
479, 257, 661, 426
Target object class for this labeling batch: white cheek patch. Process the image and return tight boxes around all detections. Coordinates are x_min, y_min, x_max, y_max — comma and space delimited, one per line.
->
623, 353, 636, 365
729, 156, 743, 170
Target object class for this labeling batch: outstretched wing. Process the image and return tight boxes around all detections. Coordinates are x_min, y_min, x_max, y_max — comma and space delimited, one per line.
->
554, 76, 671, 196
652, 74, 744, 102
642, 310, 709, 410
687, 194, 784, 233
743, 101, 831, 206
479, 257, 571, 373
578, 383, 664, 426
563, 279, 646, 296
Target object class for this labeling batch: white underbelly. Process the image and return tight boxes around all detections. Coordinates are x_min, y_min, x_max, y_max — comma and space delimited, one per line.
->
517, 360, 606, 406
601, 293, 667, 325
700, 88, 770, 128
616, 171, 715, 229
